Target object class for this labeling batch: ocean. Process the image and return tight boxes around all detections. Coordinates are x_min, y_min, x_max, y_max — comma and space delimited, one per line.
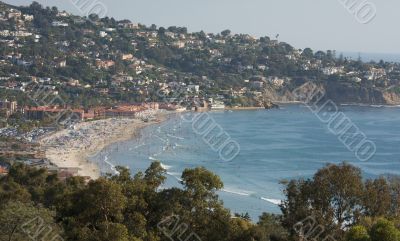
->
341, 52, 400, 63
91, 104, 400, 220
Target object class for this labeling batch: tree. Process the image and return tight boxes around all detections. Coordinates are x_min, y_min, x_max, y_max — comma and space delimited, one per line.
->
158, 27, 166, 35
327, 50, 335, 60
280, 179, 314, 238
110, 163, 166, 240
260, 36, 271, 44
180, 167, 231, 241
64, 178, 127, 240
51, 6, 58, 15
79, 178, 127, 222
181, 166, 223, 202
0, 201, 63, 241
29, 1, 43, 11
346, 225, 371, 241
312, 163, 364, 229
77, 222, 130, 241
302, 48, 314, 58
144, 161, 166, 190
150, 24, 157, 30
88, 13, 100, 22
2, 163, 58, 204
257, 213, 288, 241
281, 163, 364, 240
370, 219, 400, 241
230, 218, 268, 241
363, 178, 391, 217
388, 177, 400, 217
0, 180, 32, 204
315, 51, 326, 60
221, 29, 231, 37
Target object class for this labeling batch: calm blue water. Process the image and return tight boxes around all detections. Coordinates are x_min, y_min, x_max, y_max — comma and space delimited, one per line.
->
93, 104, 400, 220
341, 51, 400, 63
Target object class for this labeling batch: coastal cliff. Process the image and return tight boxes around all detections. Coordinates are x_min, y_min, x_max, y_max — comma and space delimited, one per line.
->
265, 82, 400, 105
324, 83, 394, 105
381, 90, 400, 105
325, 83, 400, 105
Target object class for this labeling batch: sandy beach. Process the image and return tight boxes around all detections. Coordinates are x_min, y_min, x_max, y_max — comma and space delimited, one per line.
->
39, 114, 168, 179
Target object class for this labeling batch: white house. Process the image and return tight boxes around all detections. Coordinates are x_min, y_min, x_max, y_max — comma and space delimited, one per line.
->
23, 14, 34, 21
268, 77, 285, 87
322, 66, 344, 75
172, 41, 185, 49
99, 31, 107, 38
364, 68, 386, 80
187, 85, 200, 93
164, 32, 176, 38
52, 21, 69, 27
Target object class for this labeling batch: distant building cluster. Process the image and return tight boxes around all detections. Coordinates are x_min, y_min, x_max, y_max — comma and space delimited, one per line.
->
0, 100, 17, 118
23, 102, 160, 122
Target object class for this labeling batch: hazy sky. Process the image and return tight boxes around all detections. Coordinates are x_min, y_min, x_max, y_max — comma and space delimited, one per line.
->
5, 0, 400, 54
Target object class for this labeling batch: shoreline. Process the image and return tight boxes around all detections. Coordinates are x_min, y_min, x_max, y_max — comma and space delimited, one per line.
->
36, 102, 397, 180
39, 112, 171, 179
225, 107, 265, 110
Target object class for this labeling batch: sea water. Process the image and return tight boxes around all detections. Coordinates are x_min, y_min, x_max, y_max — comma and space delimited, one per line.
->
92, 104, 400, 220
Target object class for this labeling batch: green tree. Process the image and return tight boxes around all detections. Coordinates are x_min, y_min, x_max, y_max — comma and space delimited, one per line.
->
281, 163, 364, 240
221, 29, 231, 37
370, 219, 400, 241
280, 179, 314, 238
363, 178, 391, 217
302, 48, 314, 58
257, 213, 288, 241
346, 225, 371, 241
0, 180, 32, 204
0, 201, 63, 241
144, 161, 166, 190
181, 166, 223, 207
180, 167, 231, 241
77, 222, 130, 241
64, 178, 128, 240
312, 163, 364, 230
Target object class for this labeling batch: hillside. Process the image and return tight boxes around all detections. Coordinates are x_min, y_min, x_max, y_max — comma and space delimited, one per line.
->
1, 1, 400, 107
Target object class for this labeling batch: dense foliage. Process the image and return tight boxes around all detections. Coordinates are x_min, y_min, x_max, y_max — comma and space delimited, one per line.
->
0, 162, 287, 241
1, 162, 400, 241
